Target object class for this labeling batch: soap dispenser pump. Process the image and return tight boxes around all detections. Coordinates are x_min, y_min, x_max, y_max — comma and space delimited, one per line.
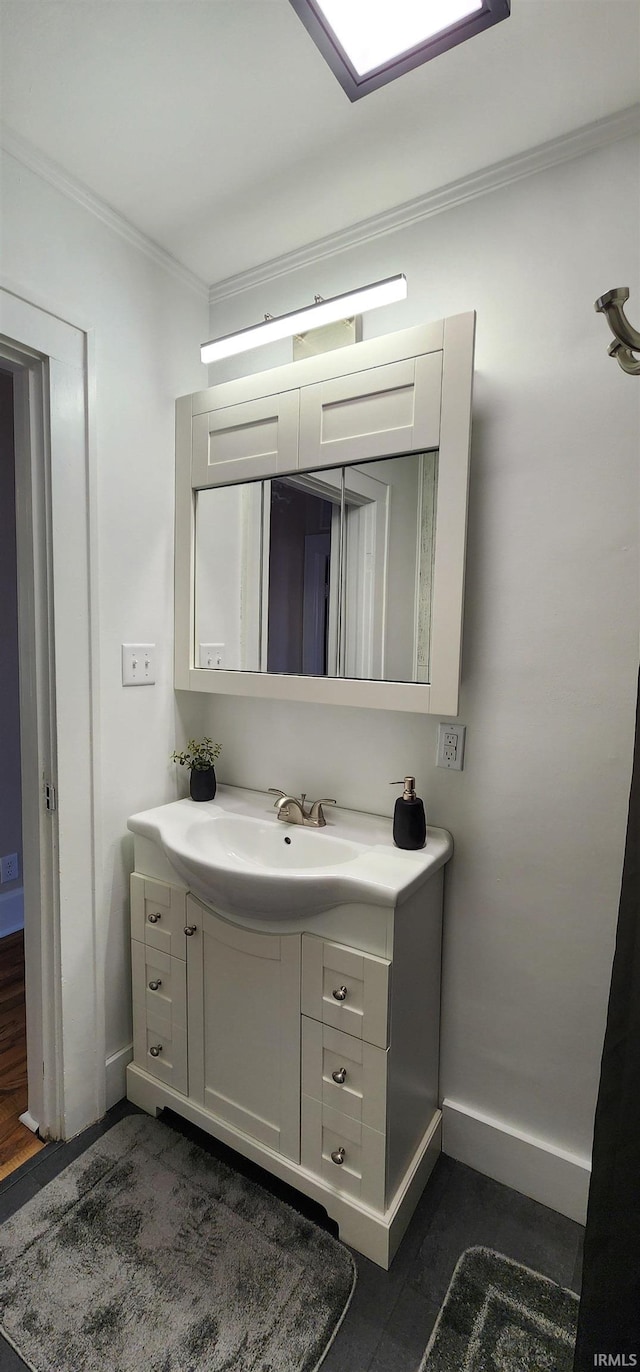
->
391, 777, 426, 850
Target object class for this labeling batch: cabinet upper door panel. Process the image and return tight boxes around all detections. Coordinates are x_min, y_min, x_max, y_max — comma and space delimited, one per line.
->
192, 391, 299, 488
299, 353, 442, 469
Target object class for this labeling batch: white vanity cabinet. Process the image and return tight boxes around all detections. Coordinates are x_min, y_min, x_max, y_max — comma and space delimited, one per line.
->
126, 804, 449, 1269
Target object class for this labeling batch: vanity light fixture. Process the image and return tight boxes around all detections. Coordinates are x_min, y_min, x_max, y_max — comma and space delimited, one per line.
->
288, 0, 510, 100
201, 273, 407, 365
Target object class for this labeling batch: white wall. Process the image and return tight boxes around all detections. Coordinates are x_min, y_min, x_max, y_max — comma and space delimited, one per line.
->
0, 149, 208, 1079
192, 134, 640, 1208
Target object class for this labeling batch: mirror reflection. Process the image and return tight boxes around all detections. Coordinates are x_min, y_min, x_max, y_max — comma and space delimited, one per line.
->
195, 451, 437, 684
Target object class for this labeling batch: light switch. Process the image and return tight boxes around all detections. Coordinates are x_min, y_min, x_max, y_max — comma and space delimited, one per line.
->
199, 642, 225, 669
122, 644, 156, 686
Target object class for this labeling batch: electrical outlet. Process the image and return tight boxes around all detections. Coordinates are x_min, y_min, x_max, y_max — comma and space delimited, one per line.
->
1, 852, 19, 883
122, 644, 156, 686
199, 643, 225, 669
437, 722, 466, 771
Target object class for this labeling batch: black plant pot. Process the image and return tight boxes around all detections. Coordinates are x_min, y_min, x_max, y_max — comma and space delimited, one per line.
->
189, 767, 217, 802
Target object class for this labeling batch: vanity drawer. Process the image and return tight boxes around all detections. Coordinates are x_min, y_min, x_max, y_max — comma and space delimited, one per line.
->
131, 941, 187, 1030
131, 874, 187, 960
301, 1096, 386, 1213
301, 935, 391, 1048
302, 1017, 387, 1133
133, 1001, 188, 1095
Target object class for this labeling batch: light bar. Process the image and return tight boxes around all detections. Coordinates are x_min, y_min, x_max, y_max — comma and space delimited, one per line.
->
201, 274, 407, 365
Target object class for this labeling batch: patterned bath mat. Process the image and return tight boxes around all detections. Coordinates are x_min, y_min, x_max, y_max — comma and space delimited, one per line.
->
0, 1114, 356, 1372
420, 1246, 579, 1371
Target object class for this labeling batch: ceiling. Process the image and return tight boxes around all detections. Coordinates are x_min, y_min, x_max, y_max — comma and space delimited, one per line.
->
1, 1, 639, 288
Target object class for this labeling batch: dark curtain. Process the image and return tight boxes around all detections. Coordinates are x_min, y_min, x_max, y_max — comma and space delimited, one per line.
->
574, 669, 640, 1368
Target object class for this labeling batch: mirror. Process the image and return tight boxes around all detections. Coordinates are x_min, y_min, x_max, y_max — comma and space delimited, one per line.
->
195, 451, 438, 684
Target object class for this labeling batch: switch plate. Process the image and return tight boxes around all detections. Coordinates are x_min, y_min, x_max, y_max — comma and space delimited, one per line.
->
1, 852, 19, 883
199, 642, 225, 669
122, 644, 156, 686
437, 722, 466, 770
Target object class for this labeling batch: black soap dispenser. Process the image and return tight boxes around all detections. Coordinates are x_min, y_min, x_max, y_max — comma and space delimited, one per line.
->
391, 776, 426, 850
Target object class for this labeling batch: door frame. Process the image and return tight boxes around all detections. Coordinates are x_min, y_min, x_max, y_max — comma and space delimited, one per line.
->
0, 283, 104, 1140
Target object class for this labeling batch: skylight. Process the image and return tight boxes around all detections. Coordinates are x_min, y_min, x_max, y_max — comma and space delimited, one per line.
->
288, 0, 510, 100
314, 0, 484, 76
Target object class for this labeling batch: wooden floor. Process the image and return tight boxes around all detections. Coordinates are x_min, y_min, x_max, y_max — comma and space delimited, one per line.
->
0, 931, 45, 1180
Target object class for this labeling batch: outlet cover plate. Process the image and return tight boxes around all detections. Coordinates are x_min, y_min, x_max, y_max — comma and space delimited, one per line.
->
1, 852, 19, 883
437, 722, 466, 770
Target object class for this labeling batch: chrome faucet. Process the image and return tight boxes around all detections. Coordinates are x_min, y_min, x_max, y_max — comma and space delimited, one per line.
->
268, 789, 337, 827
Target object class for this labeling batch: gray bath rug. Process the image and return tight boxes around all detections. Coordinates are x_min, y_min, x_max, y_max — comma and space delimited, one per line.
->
0, 1114, 356, 1372
419, 1246, 578, 1371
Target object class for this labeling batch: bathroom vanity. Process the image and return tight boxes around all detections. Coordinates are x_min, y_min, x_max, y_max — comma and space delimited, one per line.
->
126, 786, 452, 1267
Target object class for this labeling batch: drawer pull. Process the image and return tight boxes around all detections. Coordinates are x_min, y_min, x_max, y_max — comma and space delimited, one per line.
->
184, 925, 197, 937
332, 985, 348, 1002
330, 1147, 346, 1165
331, 1067, 347, 1084
147, 912, 162, 924
148, 979, 162, 991
149, 1044, 163, 1057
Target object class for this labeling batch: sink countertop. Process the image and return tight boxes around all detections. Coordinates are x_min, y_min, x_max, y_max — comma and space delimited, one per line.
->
128, 784, 453, 919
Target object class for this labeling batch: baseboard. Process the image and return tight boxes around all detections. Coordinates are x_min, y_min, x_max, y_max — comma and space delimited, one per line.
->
442, 1098, 591, 1224
105, 1044, 133, 1110
0, 887, 24, 937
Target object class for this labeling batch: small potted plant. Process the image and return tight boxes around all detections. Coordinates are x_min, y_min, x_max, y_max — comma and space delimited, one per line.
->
171, 737, 222, 802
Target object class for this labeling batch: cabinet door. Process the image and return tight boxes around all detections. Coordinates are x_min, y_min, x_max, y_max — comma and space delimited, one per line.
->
132, 997, 188, 1095
302, 935, 391, 1048
132, 940, 187, 1030
298, 352, 442, 469
130, 874, 187, 960
302, 1017, 388, 1133
192, 390, 299, 487
187, 897, 301, 1161
301, 1096, 386, 1212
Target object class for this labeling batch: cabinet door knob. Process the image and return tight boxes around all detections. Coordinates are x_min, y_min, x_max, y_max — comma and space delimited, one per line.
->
332, 1067, 347, 1084
148, 979, 162, 991
149, 1044, 163, 1057
330, 1147, 346, 1165
332, 985, 348, 1002
184, 925, 197, 936
147, 912, 161, 924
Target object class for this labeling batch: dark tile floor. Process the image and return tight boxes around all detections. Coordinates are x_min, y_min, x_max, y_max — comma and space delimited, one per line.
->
0, 1100, 584, 1372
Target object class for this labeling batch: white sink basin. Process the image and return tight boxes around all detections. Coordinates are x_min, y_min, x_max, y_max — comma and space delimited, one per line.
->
195, 815, 361, 871
128, 786, 452, 921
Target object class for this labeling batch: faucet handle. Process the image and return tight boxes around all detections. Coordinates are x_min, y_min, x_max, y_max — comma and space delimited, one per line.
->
268, 788, 288, 808
309, 798, 337, 825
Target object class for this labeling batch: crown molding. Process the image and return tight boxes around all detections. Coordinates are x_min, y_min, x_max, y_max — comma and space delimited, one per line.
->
3, 105, 637, 311
209, 104, 640, 306
0, 126, 209, 301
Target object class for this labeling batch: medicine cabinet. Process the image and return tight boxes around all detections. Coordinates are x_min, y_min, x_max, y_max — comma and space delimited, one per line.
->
175, 312, 475, 714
